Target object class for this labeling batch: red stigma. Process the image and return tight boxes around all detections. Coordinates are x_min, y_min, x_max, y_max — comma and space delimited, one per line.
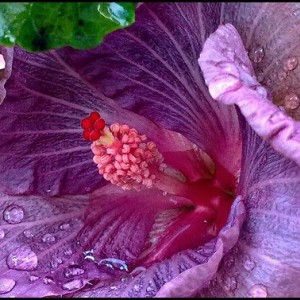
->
90, 130, 101, 141
81, 118, 93, 130
89, 111, 101, 122
82, 129, 92, 141
81, 111, 105, 142
94, 118, 105, 131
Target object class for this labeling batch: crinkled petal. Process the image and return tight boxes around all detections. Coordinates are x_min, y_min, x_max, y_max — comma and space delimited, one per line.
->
199, 115, 300, 297
199, 23, 300, 166
200, 2, 300, 166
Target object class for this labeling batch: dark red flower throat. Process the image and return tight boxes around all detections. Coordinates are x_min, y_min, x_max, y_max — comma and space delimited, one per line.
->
81, 112, 237, 267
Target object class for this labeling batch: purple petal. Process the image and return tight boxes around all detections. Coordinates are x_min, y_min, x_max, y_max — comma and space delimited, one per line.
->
0, 47, 13, 105
0, 3, 241, 197
199, 117, 300, 297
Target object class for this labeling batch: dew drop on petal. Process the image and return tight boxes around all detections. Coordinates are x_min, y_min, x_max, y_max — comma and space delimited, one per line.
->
132, 284, 141, 292
50, 257, 63, 269
83, 249, 95, 262
59, 223, 70, 230
3, 205, 24, 224
43, 276, 54, 285
244, 257, 256, 271
23, 229, 34, 238
253, 47, 264, 63
84, 186, 91, 192
146, 286, 154, 293
62, 279, 84, 291
248, 284, 268, 298
0, 278, 16, 294
98, 258, 129, 271
64, 248, 73, 256
284, 93, 300, 110
292, 8, 300, 16
7, 246, 38, 271
223, 276, 237, 292
284, 57, 298, 71
29, 275, 39, 282
110, 285, 118, 291
0, 229, 5, 240
64, 265, 85, 278
42, 233, 56, 244
255, 86, 268, 98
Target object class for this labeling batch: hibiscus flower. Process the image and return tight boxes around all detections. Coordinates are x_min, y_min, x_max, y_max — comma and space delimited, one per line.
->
0, 2, 299, 298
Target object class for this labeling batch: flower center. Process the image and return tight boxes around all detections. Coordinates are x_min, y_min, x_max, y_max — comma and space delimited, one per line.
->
81, 112, 235, 201
81, 112, 237, 267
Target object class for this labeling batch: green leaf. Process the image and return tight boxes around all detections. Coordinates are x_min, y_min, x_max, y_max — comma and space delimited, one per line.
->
0, 2, 136, 51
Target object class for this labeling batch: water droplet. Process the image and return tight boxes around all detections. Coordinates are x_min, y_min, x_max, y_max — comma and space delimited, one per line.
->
277, 70, 287, 81
7, 246, 38, 271
121, 277, 129, 282
284, 57, 298, 71
83, 249, 95, 262
29, 275, 39, 282
59, 223, 70, 230
62, 279, 83, 291
253, 47, 264, 63
46, 188, 51, 193
98, 258, 128, 271
42, 233, 56, 244
146, 286, 154, 293
255, 86, 268, 98
284, 93, 300, 110
84, 186, 91, 192
0, 229, 5, 240
110, 285, 118, 291
0, 278, 16, 294
223, 276, 237, 292
249, 284, 268, 298
292, 8, 300, 16
3, 205, 24, 224
64, 265, 85, 278
244, 257, 256, 271
23, 229, 33, 238
64, 248, 73, 256
43, 276, 54, 285
50, 257, 63, 269
132, 284, 141, 292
